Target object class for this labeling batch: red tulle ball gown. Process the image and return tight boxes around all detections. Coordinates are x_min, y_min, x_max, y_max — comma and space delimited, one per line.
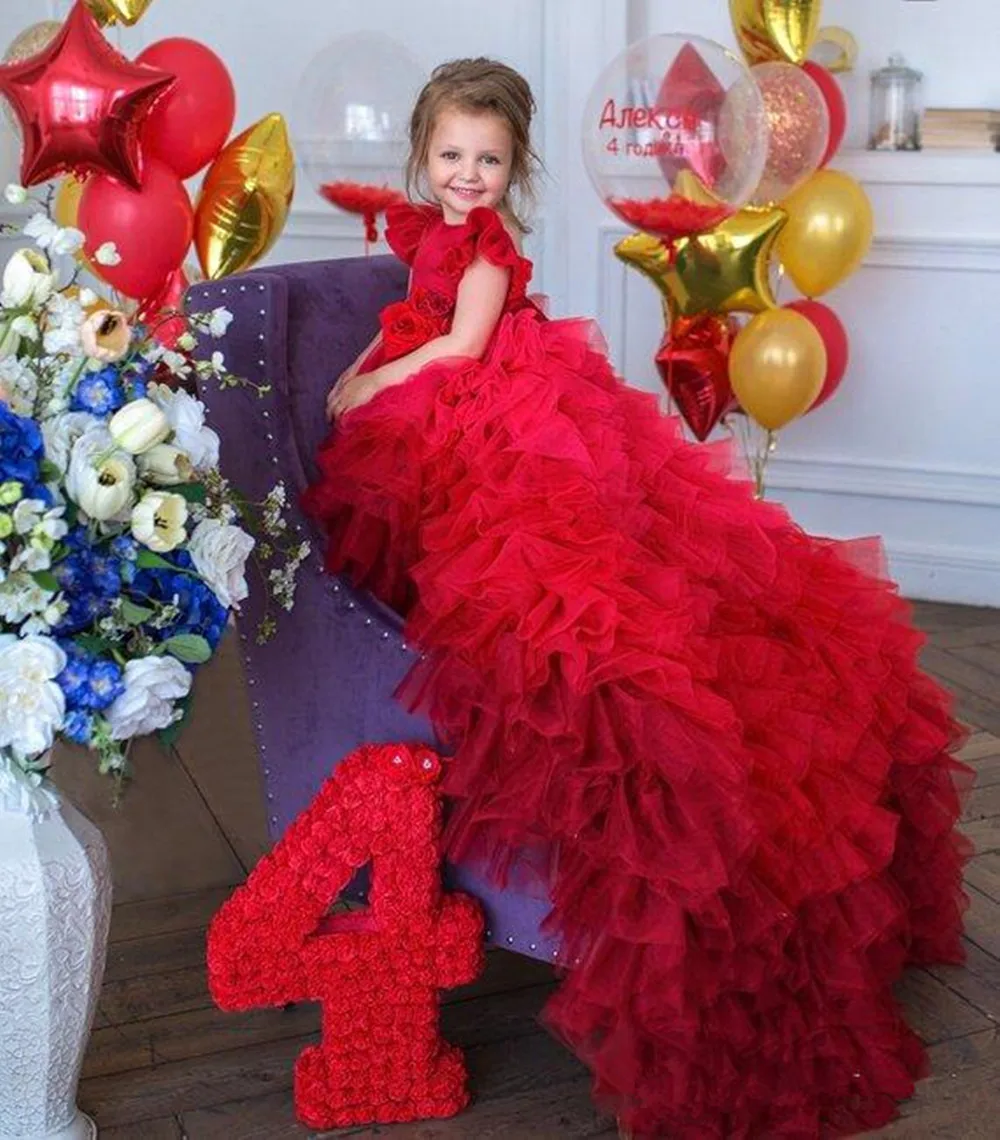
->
302, 201, 971, 1138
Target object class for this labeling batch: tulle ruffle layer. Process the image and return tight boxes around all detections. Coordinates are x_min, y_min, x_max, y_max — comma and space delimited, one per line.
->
302, 308, 971, 1138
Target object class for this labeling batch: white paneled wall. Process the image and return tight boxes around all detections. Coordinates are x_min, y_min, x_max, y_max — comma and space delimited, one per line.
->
1, 1, 998, 602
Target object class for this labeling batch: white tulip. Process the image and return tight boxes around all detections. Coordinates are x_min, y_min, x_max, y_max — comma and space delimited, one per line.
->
131, 490, 188, 552
139, 443, 193, 486
1, 248, 54, 309
66, 428, 136, 522
109, 398, 170, 455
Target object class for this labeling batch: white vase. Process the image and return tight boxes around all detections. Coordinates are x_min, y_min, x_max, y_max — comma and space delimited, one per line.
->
0, 755, 112, 1140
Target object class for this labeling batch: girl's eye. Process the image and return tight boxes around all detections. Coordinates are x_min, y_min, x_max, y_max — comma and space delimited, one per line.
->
441, 151, 459, 161
482, 155, 501, 165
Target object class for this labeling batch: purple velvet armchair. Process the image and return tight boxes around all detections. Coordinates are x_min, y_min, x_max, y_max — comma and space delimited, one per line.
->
187, 257, 556, 963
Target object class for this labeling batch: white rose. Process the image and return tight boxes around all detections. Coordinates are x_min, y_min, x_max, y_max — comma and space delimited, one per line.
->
1, 247, 54, 309
105, 655, 192, 741
109, 398, 171, 455
0, 635, 66, 760
148, 383, 220, 470
66, 427, 136, 521
189, 519, 255, 610
42, 292, 85, 356
131, 490, 188, 552
42, 411, 102, 474
138, 443, 193, 486
0, 356, 36, 416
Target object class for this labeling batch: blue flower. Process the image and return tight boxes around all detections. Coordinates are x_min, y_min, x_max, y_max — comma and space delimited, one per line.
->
0, 402, 44, 485
63, 710, 95, 746
133, 559, 228, 652
71, 366, 126, 416
54, 552, 91, 593
78, 659, 125, 711
57, 648, 93, 707
88, 551, 122, 597
110, 535, 139, 561
56, 592, 113, 635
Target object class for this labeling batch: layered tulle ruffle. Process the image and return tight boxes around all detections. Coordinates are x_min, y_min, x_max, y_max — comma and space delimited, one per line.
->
303, 303, 971, 1137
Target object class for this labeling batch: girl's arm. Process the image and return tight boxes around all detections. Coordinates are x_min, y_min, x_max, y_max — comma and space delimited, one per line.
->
370, 256, 510, 390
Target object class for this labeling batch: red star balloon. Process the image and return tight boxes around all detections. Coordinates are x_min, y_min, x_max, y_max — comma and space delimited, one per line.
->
0, 1, 174, 189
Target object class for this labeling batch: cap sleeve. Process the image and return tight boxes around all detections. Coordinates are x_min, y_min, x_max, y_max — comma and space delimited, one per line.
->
463, 208, 531, 299
385, 202, 439, 266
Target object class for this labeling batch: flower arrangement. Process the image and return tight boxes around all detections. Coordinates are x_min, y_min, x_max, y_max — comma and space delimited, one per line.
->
0, 183, 307, 782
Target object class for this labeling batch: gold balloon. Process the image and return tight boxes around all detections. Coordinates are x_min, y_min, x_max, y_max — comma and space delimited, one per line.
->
194, 113, 296, 281
812, 26, 858, 74
777, 169, 873, 297
729, 0, 822, 66
84, 0, 157, 26
729, 309, 826, 431
615, 205, 786, 321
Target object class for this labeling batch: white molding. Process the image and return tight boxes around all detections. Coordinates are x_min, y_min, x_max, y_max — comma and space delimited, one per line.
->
766, 455, 1000, 508
837, 148, 1000, 189
882, 541, 1000, 607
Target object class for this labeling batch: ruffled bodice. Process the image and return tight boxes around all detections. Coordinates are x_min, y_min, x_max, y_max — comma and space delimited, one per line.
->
377, 203, 534, 362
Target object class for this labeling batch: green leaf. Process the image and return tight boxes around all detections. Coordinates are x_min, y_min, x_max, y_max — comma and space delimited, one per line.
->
161, 633, 212, 664
31, 569, 59, 592
120, 599, 154, 625
168, 482, 207, 503
76, 634, 113, 656
39, 459, 62, 484
157, 694, 193, 748
136, 549, 175, 570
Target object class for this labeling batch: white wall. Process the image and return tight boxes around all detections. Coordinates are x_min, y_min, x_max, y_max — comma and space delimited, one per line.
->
2, 0, 998, 603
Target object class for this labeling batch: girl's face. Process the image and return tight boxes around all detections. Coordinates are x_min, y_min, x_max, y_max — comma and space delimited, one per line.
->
425, 108, 513, 223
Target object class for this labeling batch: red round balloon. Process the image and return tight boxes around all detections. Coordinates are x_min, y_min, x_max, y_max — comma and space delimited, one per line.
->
135, 38, 236, 178
802, 62, 846, 167
79, 160, 194, 299
786, 299, 848, 408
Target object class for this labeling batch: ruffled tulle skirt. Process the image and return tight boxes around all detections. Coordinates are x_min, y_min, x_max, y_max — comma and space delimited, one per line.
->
302, 307, 971, 1138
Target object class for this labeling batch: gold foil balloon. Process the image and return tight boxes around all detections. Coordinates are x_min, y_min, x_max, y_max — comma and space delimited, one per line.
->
812, 26, 859, 73
729, 308, 826, 430
84, 0, 157, 26
615, 205, 786, 321
729, 0, 822, 66
777, 169, 873, 297
194, 113, 295, 280
1, 21, 62, 134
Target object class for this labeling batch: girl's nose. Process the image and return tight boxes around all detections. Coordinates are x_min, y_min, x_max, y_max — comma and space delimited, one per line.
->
461, 158, 479, 182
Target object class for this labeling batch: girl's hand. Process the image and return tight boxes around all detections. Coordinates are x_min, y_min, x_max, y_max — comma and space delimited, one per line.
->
327, 370, 385, 421
325, 366, 358, 421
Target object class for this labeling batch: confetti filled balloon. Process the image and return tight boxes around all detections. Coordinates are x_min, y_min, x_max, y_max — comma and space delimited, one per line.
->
194, 112, 295, 279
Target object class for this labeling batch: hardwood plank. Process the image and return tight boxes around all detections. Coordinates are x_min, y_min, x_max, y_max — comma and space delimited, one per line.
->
179, 1030, 602, 1140
48, 734, 245, 905
931, 623, 1000, 651
964, 852, 1000, 903
960, 815, 1000, 856
954, 644, 1000, 680
104, 927, 207, 983
171, 628, 271, 875
893, 968, 993, 1044
101, 1117, 183, 1140
958, 733, 1000, 764
100, 965, 211, 1026
963, 884, 1000, 960
913, 603, 999, 633
972, 754, 1000, 790
109, 886, 236, 944
928, 937, 1000, 1024
961, 782, 1000, 824
919, 648, 1000, 735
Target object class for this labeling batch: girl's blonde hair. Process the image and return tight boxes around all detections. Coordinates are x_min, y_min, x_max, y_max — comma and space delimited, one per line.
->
405, 58, 540, 233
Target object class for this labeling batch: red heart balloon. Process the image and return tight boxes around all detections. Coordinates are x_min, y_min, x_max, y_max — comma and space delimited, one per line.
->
656, 314, 739, 441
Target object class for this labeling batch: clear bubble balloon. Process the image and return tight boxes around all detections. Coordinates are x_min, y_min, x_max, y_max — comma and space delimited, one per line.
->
291, 32, 425, 241
582, 34, 768, 243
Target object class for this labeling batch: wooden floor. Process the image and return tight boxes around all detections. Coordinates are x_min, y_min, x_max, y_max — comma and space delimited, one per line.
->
52, 600, 1000, 1139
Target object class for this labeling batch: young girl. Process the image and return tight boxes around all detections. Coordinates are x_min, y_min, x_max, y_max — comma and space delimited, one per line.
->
304, 58, 970, 1138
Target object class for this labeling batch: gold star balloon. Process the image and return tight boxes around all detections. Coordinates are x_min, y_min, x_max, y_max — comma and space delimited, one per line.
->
194, 112, 295, 280
615, 205, 787, 321
729, 0, 822, 66
84, 0, 157, 26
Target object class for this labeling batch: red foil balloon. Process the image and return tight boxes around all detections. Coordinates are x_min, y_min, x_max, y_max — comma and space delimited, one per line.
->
785, 299, 848, 409
79, 158, 193, 299
802, 61, 846, 167
136, 38, 236, 179
654, 43, 726, 189
656, 313, 739, 440
0, 0, 174, 189
136, 264, 190, 349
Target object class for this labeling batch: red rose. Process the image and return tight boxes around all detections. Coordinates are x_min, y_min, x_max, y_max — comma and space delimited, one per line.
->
411, 286, 452, 320
441, 244, 474, 279
380, 301, 436, 358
